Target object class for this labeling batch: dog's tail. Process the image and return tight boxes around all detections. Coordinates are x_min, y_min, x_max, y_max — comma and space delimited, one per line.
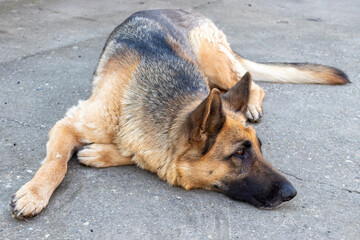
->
237, 55, 350, 85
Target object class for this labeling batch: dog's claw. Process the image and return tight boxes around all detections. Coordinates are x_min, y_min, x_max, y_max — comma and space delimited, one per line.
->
10, 183, 48, 220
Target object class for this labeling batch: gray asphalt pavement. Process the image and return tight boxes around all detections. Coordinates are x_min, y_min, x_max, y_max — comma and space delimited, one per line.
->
1, 0, 359, 239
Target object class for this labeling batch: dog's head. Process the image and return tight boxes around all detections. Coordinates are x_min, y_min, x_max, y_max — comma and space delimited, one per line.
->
178, 72, 296, 209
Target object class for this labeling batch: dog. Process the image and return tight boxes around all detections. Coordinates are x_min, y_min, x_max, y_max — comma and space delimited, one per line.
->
10, 9, 349, 219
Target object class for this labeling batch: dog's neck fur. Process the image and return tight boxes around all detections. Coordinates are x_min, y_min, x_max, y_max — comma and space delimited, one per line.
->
165, 96, 205, 186
118, 88, 207, 186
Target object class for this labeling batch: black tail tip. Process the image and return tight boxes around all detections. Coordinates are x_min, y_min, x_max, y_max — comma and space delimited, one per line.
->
333, 68, 351, 84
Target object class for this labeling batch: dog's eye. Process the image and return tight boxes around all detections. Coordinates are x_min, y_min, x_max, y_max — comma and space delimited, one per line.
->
234, 149, 246, 159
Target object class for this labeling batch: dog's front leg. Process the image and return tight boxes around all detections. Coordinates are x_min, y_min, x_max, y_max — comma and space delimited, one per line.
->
10, 118, 82, 219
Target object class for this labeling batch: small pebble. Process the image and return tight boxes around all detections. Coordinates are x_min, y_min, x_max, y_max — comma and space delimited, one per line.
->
276, 20, 289, 24
307, 18, 321, 22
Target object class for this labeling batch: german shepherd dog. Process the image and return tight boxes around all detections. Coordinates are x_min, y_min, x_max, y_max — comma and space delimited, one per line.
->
11, 9, 349, 219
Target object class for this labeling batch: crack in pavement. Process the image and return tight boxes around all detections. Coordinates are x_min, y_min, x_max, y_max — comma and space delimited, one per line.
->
0, 35, 105, 66
0, 117, 47, 129
282, 171, 360, 195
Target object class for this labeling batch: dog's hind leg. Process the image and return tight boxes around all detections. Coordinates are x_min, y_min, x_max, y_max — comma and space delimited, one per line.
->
77, 143, 134, 168
189, 20, 264, 122
11, 117, 84, 219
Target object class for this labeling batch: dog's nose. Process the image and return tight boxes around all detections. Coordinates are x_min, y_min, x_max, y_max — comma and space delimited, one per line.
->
279, 183, 297, 201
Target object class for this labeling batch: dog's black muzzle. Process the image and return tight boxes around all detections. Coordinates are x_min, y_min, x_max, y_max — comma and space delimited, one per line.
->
224, 161, 297, 209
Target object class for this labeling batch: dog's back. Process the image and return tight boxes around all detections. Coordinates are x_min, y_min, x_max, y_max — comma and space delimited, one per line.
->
106, 9, 202, 58
96, 9, 209, 123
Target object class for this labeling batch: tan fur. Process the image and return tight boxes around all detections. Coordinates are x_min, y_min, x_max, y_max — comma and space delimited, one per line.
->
197, 40, 238, 90
189, 19, 246, 89
75, 52, 140, 144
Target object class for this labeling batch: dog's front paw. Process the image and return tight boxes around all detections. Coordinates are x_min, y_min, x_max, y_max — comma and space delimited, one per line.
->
10, 183, 49, 220
245, 103, 263, 123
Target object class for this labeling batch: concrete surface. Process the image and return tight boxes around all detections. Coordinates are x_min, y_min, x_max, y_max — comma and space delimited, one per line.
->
1, 0, 359, 239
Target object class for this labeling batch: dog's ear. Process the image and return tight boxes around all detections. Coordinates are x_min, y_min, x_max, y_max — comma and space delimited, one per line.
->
187, 88, 226, 142
222, 72, 252, 112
